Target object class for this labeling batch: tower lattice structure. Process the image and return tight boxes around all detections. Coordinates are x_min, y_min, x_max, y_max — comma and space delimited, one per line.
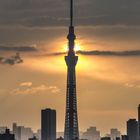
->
64, 0, 79, 140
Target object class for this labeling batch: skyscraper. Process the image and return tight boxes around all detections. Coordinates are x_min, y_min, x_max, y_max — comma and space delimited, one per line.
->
12, 123, 34, 140
127, 119, 138, 140
138, 105, 140, 140
41, 108, 56, 140
64, 0, 79, 140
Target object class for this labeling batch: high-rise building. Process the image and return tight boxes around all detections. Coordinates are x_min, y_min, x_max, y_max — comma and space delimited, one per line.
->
121, 135, 128, 140
12, 123, 33, 140
64, 0, 79, 140
34, 129, 41, 140
82, 127, 100, 140
0, 129, 15, 140
41, 108, 56, 140
110, 128, 121, 140
57, 132, 64, 139
0, 126, 7, 134
13, 123, 21, 140
138, 105, 140, 140
127, 119, 138, 140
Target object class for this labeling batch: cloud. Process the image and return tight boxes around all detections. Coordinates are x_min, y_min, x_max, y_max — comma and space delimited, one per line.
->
76, 50, 140, 56
11, 83, 60, 95
0, 53, 23, 65
125, 83, 135, 88
42, 50, 140, 57
0, 0, 140, 27
0, 45, 37, 52
0, 45, 37, 65
20, 82, 33, 87
43, 52, 66, 56
124, 81, 140, 89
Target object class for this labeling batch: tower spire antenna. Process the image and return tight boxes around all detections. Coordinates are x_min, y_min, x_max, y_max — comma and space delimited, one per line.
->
67, 0, 76, 53
70, 0, 73, 26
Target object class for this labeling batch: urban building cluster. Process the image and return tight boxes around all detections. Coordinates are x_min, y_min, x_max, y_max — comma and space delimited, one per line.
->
0, 105, 140, 140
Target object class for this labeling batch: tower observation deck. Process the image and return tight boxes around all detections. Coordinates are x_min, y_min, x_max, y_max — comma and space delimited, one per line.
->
64, 0, 79, 140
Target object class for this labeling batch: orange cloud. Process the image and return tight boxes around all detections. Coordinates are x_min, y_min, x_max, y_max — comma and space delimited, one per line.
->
11, 83, 60, 95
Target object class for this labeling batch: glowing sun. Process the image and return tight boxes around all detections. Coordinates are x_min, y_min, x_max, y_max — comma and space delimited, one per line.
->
64, 43, 81, 52
74, 44, 81, 52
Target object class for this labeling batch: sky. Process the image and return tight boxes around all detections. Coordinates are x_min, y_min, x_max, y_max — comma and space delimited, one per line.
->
0, 0, 140, 136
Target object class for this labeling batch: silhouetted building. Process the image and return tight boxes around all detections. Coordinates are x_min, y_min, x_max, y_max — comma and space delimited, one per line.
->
127, 119, 138, 140
29, 136, 38, 140
82, 127, 100, 140
12, 123, 33, 140
116, 137, 120, 140
64, 0, 79, 140
34, 129, 41, 140
110, 129, 121, 140
138, 105, 140, 140
57, 132, 64, 139
13, 123, 20, 140
101, 137, 111, 140
41, 108, 56, 140
0, 129, 15, 140
0, 126, 7, 134
121, 135, 128, 140
56, 137, 64, 140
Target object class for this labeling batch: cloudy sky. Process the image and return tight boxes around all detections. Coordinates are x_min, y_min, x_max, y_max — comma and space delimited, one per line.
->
0, 0, 140, 136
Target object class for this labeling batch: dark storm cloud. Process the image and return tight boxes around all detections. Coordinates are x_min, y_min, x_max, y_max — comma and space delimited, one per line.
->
0, 45, 37, 65
46, 52, 66, 56
44, 50, 140, 57
0, 53, 23, 65
0, 0, 140, 27
0, 45, 37, 52
77, 50, 140, 56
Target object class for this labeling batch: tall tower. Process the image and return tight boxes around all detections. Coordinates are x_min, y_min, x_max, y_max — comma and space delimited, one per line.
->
138, 104, 140, 140
64, 0, 79, 140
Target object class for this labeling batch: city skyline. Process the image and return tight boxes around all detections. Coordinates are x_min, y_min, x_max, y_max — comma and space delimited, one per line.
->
0, 103, 140, 140
0, 103, 140, 137
0, 0, 140, 136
